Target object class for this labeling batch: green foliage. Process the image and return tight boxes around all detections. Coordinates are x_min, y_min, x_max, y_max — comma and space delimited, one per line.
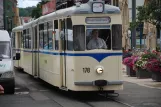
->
141, 53, 157, 60
130, 0, 161, 29
31, 1, 49, 18
19, 7, 35, 17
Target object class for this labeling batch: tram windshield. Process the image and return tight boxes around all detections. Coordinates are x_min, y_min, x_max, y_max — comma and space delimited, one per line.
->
0, 42, 11, 59
86, 29, 111, 50
73, 25, 122, 51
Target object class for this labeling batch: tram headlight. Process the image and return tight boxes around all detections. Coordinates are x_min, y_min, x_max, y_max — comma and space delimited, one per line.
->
96, 68, 103, 74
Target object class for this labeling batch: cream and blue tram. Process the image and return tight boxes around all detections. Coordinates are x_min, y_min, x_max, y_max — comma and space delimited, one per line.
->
12, 0, 123, 92
12, 26, 23, 70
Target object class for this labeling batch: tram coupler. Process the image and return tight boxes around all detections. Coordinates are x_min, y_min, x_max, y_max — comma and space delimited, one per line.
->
98, 87, 104, 94
106, 92, 119, 98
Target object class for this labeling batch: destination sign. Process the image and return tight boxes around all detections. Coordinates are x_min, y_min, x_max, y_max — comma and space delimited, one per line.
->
92, 2, 104, 13
86, 17, 111, 24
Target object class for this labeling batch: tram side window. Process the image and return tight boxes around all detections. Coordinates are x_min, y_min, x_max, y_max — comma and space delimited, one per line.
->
47, 21, 53, 50
25, 29, 29, 49
44, 23, 48, 49
35, 26, 37, 49
21, 32, 23, 48
86, 29, 111, 50
48, 21, 53, 50
54, 20, 59, 50
18, 32, 21, 48
23, 30, 25, 48
73, 25, 85, 51
23, 30, 27, 48
60, 19, 66, 50
112, 24, 122, 50
39, 24, 44, 49
28, 28, 31, 49
67, 18, 73, 51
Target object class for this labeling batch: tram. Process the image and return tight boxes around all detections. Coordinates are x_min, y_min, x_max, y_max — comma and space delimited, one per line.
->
12, 0, 123, 92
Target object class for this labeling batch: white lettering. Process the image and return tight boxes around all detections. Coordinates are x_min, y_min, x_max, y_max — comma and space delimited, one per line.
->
86, 17, 111, 24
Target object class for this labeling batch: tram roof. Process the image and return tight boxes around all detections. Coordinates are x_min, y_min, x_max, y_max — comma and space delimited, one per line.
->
38, 3, 120, 23
12, 25, 23, 32
13, 2, 121, 30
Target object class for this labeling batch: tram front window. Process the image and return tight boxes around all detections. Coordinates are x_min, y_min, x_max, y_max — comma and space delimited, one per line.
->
0, 42, 10, 59
86, 29, 111, 50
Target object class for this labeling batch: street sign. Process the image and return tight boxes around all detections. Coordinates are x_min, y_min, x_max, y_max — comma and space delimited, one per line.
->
85, 17, 111, 24
92, 2, 104, 13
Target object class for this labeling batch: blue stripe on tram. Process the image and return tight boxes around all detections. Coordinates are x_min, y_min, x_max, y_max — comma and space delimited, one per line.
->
14, 49, 122, 62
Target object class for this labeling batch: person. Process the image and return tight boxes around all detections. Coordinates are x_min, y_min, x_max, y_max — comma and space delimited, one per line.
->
0, 85, 4, 94
87, 29, 107, 50
44, 40, 53, 50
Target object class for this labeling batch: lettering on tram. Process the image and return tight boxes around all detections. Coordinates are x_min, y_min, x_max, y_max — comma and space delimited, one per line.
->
83, 67, 90, 73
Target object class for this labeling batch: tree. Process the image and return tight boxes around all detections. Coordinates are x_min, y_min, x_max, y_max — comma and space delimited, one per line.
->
130, 0, 161, 29
31, 1, 49, 18
19, 7, 35, 17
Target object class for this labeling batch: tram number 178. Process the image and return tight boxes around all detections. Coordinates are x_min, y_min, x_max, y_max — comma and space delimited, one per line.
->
83, 68, 90, 73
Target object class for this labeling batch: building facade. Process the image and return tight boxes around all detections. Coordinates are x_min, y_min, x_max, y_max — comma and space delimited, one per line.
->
0, 0, 4, 30
3, 0, 17, 34
128, 0, 145, 22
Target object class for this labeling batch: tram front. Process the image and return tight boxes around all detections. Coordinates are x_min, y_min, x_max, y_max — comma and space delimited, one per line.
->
67, 0, 123, 92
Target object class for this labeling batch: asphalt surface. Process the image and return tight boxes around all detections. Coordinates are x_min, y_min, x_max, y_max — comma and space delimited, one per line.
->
0, 70, 161, 107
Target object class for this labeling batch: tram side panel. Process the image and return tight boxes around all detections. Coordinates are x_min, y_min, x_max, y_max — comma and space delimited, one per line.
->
38, 52, 61, 87
66, 56, 75, 90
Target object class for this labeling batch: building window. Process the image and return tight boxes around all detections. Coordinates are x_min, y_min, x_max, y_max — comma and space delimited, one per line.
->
113, 0, 119, 7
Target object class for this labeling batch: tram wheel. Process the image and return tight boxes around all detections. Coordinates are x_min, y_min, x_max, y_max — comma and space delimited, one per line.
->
107, 90, 115, 93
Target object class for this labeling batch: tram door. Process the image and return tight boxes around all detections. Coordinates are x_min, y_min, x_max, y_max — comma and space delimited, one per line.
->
32, 26, 38, 77
60, 19, 67, 88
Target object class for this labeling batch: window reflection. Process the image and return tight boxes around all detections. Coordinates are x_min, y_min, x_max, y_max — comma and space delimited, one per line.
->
0, 42, 11, 58
73, 25, 85, 51
86, 29, 111, 50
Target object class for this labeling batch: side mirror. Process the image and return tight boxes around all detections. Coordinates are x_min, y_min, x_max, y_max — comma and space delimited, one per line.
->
13, 53, 20, 60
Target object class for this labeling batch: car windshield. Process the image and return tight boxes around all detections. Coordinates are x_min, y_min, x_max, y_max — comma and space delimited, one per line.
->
0, 42, 11, 59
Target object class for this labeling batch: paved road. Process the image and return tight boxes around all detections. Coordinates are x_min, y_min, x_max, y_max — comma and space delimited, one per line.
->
0, 70, 127, 107
1, 70, 161, 107
117, 82, 161, 107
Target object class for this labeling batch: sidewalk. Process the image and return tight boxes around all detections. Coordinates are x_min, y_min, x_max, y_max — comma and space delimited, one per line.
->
122, 64, 161, 90
123, 74, 161, 90
117, 70, 161, 107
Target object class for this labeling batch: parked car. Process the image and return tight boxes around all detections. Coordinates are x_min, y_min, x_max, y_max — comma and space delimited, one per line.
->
0, 85, 4, 94
0, 30, 20, 94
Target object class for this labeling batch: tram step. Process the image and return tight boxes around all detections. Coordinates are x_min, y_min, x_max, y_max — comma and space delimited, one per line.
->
60, 86, 68, 91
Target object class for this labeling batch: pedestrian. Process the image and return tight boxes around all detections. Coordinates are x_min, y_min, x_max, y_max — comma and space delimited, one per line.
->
0, 85, 4, 94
